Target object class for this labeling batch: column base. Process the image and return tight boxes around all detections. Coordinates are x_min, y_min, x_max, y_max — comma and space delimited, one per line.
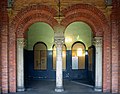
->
17, 86, 25, 92
55, 86, 64, 92
94, 86, 102, 92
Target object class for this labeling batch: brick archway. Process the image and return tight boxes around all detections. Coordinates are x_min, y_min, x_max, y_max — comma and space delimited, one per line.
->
61, 4, 111, 92
8, 3, 111, 93
14, 4, 58, 37
8, 4, 58, 92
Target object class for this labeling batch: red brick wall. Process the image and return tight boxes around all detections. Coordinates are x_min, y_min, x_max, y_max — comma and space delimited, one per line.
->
118, 5, 120, 94
111, 13, 119, 93
0, 1, 2, 92
111, 0, 120, 93
8, 26, 16, 93
116, 7, 120, 93
0, 0, 9, 93
116, 1, 120, 93
118, 6, 120, 93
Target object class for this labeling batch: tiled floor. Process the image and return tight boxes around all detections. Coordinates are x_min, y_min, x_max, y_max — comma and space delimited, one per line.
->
9, 80, 112, 94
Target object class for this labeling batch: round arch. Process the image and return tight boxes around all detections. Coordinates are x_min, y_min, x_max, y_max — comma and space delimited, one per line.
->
10, 4, 58, 37
61, 4, 111, 92
8, 4, 58, 92
71, 41, 86, 50
8, 3, 111, 92
64, 21, 92, 50
33, 41, 48, 50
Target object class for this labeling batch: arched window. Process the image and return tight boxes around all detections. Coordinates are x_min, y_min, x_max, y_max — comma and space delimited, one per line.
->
34, 42, 47, 70
53, 44, 66, 70
72, 42, 86, 69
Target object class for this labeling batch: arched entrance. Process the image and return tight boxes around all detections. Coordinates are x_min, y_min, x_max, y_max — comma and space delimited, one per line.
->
61, 4, 110, 92
24, 22, 55, 80
8, 5, 58, 92
64, 21, 95, 85
8, 4, 110, 93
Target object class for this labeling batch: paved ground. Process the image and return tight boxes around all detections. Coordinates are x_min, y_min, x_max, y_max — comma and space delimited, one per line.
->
9, 80, 112, 94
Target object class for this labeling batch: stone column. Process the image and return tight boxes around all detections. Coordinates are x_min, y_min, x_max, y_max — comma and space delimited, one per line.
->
54, 31, 65, 92
17, 38, 25, 91
93, 37, 102, 91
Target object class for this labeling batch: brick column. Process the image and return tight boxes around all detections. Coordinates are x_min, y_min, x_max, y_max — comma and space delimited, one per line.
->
112, 1, 120, 93
119, 20, 120, 93
54, 30, 65, 92
17, 38, 25, 91
111, 14, 119, 93
1, 33, 8, 93
0, 39, 1, 94
0, 0, 9, 93
93, 37, 102, 92
0, 36, 1, 94
0, 37, 2, 94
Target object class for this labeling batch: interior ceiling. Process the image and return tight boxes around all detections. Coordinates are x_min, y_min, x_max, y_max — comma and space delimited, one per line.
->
12, 0, 109, 11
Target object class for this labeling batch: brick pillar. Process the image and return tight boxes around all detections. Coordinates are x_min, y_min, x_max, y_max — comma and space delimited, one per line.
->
0, 39, 1, 94
117, 7, 120, 94
1, 33, 8, 93
117, 1, 120, 93
111, 0, 120, 93
111, 18, 119, 93
0, 1, 2, 93
119, 19, 120, 93
0, 37, 1, 94
103, 28, 111, 93
0, 0, 9, 93
8, 26, 16, 92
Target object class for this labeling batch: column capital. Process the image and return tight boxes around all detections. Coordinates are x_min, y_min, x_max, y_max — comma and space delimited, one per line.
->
93, 37, 102, 47
54, 31, 65, 45
17, 38, 25, 47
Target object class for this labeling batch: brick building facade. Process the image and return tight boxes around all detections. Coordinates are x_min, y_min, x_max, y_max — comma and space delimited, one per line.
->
0, 0, 120, 93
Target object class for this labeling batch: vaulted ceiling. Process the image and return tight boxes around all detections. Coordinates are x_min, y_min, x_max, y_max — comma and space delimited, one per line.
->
7, 0, 112, 22
9, 0, 112, 11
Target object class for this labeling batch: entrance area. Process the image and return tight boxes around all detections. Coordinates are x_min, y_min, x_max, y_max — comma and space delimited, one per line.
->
23, 21, 97, 91
1, 1, 118, 93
